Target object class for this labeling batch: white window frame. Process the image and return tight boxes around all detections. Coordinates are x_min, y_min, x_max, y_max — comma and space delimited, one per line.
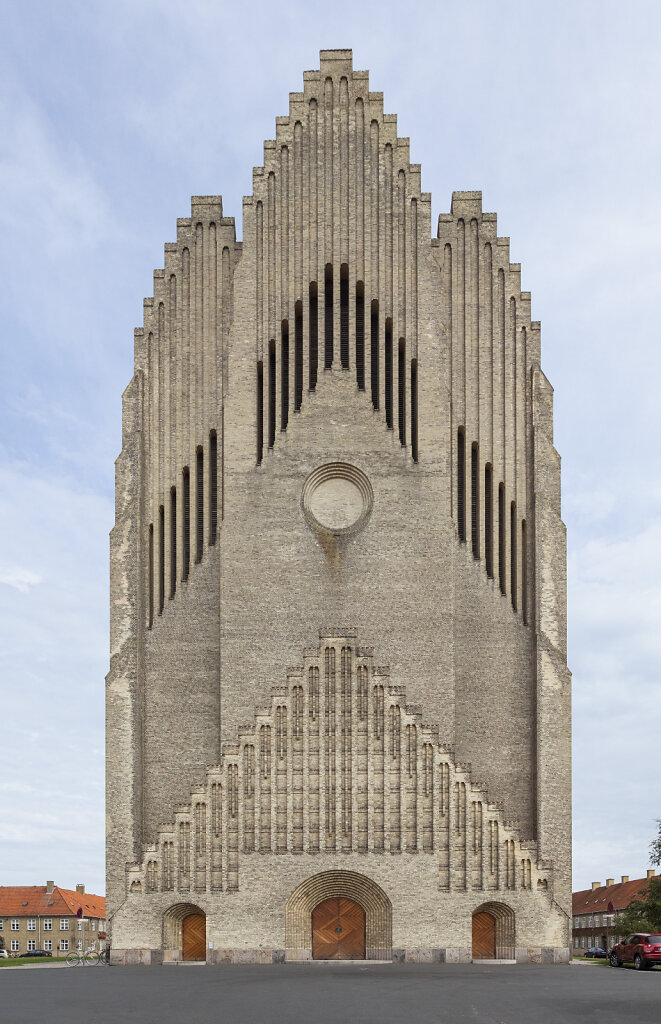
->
60, 939, 69, 951
60, 919, 69, 931
77, 939, 83, 951
0, 920, 3, 930
11, 920, 19, 931
77, 920, 83, 930
27, 919, 36, 931
27, 939, 36, 951
10, 940, 19, 952
43, 939, 52, 952
90, 919, 96, 931
43, 919, 52, 931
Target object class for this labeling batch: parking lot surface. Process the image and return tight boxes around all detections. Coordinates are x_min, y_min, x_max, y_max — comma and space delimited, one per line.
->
2, 962, 660, 1024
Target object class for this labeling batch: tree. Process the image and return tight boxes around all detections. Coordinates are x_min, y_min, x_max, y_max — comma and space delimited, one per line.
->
612, 824, 661, 937
650, 820, 661, 868
615, 879, 661, 935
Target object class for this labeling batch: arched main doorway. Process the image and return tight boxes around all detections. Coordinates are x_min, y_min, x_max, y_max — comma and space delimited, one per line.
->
472, 911, 496, 959
472, 902, 515, 960
163, 903, 206, 962
312, 897, 366, 960
286, 870, 392, 960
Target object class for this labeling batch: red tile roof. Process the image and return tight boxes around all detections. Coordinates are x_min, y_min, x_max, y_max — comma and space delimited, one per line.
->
0, 886, 105, 918
572, 877, 656, 915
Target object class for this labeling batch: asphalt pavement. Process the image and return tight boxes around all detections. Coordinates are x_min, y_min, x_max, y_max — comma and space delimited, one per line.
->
2, 961, 660, 1024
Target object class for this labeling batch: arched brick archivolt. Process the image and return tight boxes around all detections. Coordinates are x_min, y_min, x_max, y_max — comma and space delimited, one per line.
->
472, 901, 515, 959
162, 902, 206, 955
286, 870, 392, 960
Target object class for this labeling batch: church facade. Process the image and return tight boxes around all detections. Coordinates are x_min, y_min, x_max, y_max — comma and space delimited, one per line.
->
106, 50, 571, 965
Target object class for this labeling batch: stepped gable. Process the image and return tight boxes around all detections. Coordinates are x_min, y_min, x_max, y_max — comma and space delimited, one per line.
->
128, 632, 550, 897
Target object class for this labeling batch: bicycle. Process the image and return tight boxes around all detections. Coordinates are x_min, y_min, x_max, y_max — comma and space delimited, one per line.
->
65, 947, 103, 966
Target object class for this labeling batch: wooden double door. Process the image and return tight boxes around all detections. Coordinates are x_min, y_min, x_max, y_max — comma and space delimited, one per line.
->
312, 897, 366, 960
472, 911, 496, 959
182, 913, 206, 961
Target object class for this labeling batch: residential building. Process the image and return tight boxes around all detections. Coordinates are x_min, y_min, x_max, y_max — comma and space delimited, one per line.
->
0, 883, 106, 955
572, 872, 658, 953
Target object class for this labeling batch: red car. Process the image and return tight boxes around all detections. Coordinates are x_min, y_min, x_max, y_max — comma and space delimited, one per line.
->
609, 934, 661, 970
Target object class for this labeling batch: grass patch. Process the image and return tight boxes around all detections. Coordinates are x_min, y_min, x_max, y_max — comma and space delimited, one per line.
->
0, 956, 68, 966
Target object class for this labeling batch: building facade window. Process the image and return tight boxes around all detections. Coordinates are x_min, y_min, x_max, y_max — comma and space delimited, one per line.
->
11, 920, 19, 931
10, 940, 19, 952
27, 939, 36, 951
0, 920, 3, 929
43, 919, 52, 931
60, 940, 69, 951
27, 919, 36, 931
43, 940, 52, 951
60, 919, 69, 930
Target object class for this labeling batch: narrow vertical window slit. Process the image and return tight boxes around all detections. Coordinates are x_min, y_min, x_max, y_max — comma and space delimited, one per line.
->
196, 447, 204, 562
510, 501, 517, 610
294, 302, 303, 410
268, 340, 276, 447
169, 487, 176, 599
340, 264, 349, 368
324, 263, 333, 368
209, 430, 217, 545
485, 465, 493, 578
498, 483, 506, 595
356, 282, 365, 389
471, 443, 479, 558
256, 363, 264, 464
370, 300, 379, 408
410, 359, 418, 462
148, 524, 154, 627
385, 318, 393, 428
182, 468, 190, 581
309, 283, 318, 390
398, 338, 406, 444
457, 429, 466, 543
158, 506, 165, 613
522, 519, 528, 624
281, 320, 289, 431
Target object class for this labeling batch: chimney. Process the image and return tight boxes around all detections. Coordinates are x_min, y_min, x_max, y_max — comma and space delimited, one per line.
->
46, 880, 55, 894
76, 884, 85, 894
606, 878, 614, 887
647, 870, 655, 880
621, 875, 629, 884
591, 881, 601, 891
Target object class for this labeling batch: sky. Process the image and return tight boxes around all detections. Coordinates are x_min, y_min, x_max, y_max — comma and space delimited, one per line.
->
1, 0, 660, 899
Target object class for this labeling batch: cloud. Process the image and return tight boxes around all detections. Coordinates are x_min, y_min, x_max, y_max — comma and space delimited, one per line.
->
0, 565, 42, 593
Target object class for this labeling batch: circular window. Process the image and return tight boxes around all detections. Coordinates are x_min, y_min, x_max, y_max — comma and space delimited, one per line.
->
302, 463, 373, 536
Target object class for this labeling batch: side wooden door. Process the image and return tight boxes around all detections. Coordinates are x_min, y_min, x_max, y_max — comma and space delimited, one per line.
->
312, 897, 366, 959
472, 911, 496, 959
182, 913, 206, 961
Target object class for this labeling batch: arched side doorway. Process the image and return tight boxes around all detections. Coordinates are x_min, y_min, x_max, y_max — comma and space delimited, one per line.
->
472, 902, 515, 960
163, 903, 207, 962
286, 870, 392, 960
312, 897, 366, 960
